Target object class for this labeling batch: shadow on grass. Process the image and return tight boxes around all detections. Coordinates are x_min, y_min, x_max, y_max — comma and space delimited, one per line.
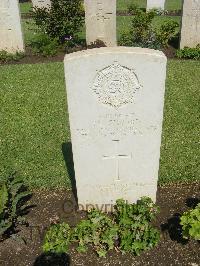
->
34, 252, 70, 266
62, 142, 78, 205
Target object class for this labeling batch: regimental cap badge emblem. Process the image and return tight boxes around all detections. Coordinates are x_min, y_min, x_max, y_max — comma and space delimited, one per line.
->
92, 62, 141, 108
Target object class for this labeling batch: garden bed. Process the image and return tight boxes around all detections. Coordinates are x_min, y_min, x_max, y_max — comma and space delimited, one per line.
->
0, 44, 178, 66
116, 10, 182, 17
0, 182, 199, 266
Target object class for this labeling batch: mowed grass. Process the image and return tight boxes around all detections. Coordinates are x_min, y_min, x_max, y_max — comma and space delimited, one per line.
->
159, 60, 200, 183
0, 61, 199, 188
20, 0, 182, 14
0, 63, 71, 188
117, 0, 182, 11
20, 2, 32, 14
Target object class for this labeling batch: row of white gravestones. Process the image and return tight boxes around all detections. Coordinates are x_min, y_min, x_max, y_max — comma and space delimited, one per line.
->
180, 0, 200, 49
0, 0, 24, 53
64, 47, 167, 210
147, 0, 165, 10
32, 0, 51, 9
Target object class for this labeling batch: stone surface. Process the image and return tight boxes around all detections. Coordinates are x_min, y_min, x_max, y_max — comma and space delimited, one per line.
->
84, 0, 116, 47
180, 0, 200, 49
32, 0, 51, 9
147, 0, 165, 10
64, 47, 167, 211
0, 0, 24, 53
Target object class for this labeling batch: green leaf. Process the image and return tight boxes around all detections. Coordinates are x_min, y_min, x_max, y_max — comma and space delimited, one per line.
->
0, 183, 8, 215
11, 191, 31, 217
0, 219, 12, 236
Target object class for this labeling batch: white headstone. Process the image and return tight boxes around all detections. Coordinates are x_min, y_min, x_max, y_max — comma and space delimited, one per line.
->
180, 0, 200, 49
0, 0, 24, 53
32, 0, 51, 9
84, 0, 117, 47
147, 0, 165, 10
64, 47, 167, 211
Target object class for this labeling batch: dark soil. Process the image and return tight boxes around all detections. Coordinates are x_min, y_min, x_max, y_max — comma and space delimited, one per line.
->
0, 182, 199, 266
0, 45, 178, 66
162, 45, 177, 59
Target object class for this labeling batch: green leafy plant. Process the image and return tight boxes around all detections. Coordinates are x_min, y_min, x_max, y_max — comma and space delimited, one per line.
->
115, 197, 160, 255
0, 173, 31, 239
0, 50, 24, 63
128, 3, 140, 14
30, 33, 59, 56
156, 20, 179, 47
130, 9, 156, 48
43, 222, 72, 253
128, 3, 146, 14
119, 9, 178, 49
42, 197, 160, 257
176, 45, 200, 60
73, 209, 118, 257
32, 0, 84, 44
180, 203, 200, 241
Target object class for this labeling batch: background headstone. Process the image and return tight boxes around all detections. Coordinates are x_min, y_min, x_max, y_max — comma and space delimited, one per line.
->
180, 0, 200, 49
84, 0, 117, 47
64, 47, 167, 210
147, 0, 165, 10
32, 0, 51, 9
0, 0, 24, 53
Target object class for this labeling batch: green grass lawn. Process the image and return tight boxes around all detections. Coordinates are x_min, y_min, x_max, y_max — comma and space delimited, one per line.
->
0, 60, 199, 188
20, 2, 32, 14
20, 0, 182, 14
165, 0, 183, 10
117, 0, 182, 11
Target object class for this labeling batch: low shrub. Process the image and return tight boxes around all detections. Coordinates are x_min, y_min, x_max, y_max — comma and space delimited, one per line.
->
115, 198, 160, 255
130, 9, 157, 48
119, 8, 178, 49
0, 173, 31, 239
32, 0, 84, 44
176, 45, 200, 60
30, 33, 59, 56
180, 203, 200, 241
156, 20, 179, 47
128, 4, 146, 14
73, 209, 118, 257
0, 50, 24, 63
42, 197, 160, 257
43, 222, 72, 253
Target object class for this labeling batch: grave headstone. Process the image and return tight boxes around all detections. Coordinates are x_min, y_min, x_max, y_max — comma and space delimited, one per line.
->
0, 0, 24, 53
84, 0, 117, 47
32, 0, 51, 9
180, 0, 200, 49
64, 47, 167, 211
147, 0, 165, 10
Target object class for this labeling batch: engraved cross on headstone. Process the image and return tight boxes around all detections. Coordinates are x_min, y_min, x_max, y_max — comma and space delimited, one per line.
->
102, 140, 132, 182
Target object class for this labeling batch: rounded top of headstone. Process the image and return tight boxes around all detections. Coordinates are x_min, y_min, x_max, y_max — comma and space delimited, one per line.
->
64, 47, 167, 62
